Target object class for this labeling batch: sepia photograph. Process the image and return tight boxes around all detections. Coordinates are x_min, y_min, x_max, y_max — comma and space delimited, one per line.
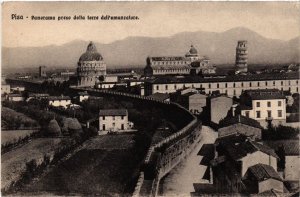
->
1, 1, 300, 196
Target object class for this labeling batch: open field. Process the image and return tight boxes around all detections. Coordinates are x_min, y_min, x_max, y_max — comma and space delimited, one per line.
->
1, 138, 70, 190
23, 134, 140, 195
1, 130, 38, 145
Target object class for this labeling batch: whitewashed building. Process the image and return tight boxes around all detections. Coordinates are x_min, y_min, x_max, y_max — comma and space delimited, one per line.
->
48, 96, 71, 108
99, 109, 134, 134
144, 72, 299, 97
239, 89, 286, 127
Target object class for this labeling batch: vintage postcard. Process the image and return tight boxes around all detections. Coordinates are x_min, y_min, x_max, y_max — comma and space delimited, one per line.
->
1, 1, 300, 196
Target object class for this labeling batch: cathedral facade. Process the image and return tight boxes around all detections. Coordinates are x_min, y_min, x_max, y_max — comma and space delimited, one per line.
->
77, 41, 106, 87
144, 45, 215, 77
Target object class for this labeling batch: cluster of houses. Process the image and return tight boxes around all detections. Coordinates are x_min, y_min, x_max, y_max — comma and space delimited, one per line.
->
193, 115, 299, 196
2, 86, 134, 135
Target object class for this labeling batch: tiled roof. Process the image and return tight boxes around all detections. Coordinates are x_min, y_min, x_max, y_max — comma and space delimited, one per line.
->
147, 72, 299, 84
150, 56, 189, 61
152, 65, 190, 70
263, 140, 299, 156
48, 96, 71, 100
99, 109, 127, 116
247, 163, 282, 182
146, 93, 170, 101
244, 89, 286, 100
219, 115, 263, 129
223, 140, 278, 160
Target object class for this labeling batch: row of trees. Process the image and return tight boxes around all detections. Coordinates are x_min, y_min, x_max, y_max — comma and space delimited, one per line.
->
1, 132, 38, 154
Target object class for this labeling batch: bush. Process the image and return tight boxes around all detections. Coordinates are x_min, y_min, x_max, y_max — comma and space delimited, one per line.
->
262, 125, 299, 140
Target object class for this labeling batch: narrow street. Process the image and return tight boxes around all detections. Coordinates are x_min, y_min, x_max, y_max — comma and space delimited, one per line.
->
159, 126, 217, 196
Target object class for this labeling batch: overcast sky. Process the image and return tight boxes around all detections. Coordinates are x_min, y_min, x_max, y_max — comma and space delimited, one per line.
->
2, 2, 300, 48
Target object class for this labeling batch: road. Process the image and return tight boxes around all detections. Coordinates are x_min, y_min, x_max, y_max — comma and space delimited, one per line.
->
159, 126, 217, 196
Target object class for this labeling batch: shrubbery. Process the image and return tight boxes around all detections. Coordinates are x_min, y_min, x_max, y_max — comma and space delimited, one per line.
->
262, 125, 299, 140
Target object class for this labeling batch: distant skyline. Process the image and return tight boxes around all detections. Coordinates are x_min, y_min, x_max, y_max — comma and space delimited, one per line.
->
2, 2, 300, 48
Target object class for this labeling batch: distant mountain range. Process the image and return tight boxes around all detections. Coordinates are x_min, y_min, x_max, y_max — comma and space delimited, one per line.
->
2, 27, 299, 70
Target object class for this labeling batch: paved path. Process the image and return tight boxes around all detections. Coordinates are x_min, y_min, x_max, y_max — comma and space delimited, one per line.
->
159, 126, 217, 196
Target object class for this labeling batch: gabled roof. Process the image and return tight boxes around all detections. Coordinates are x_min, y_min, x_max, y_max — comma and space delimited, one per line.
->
219, 115, 263, 129
247, 163, 282, 182
99, 109, 127, 116
263, 140, 299, 156
218, 136, 278, 160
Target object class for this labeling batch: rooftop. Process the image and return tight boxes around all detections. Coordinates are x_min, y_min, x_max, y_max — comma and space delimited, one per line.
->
263, 140, 299, 156
246, 163, 282, 182
99, 109, 127, 116
146, 93, 170, 101
244, 89, 286, 100
149, 56, 189, 61
48, 95, 71, 100
146, 72, 299, 84
219, 115, 263, 129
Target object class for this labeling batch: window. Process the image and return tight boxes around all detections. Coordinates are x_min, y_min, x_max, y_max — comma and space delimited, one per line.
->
241, 82, 244, 87
267, 102, 271, 107
102, 124, 105, 131
225, 83, 228, 88
267, 110, 272, 118
121, 116, 124, 120
165, 85, 168, 90
265, 81, 268, 86
256, 102, 260, 107
278, 110, 282, 118
249, 82, 252, 87
278, 101, 282, 106
273, 81, 275, 86
233, 83, 236, 88
258, 82, 260, 86
209, 83, 211, 88
233, 90, 236, 96
245, 111, 250, 118
121, 124, 124, 130
217, 83, 219, 88
256, 111, 261, 118
103, 116, 105, 120
281, 81, 283, 86
174, 84, 177, 89
156, 85, 159, 90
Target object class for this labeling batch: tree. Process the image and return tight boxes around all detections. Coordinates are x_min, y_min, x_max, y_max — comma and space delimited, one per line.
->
276, 145, 286, 171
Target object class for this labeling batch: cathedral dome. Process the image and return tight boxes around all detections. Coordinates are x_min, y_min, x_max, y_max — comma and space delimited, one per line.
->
79, 41, 103, 61
189, 45, 198, 55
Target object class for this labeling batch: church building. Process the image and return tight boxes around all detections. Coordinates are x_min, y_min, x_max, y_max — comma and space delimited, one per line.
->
77, 41, 107, 87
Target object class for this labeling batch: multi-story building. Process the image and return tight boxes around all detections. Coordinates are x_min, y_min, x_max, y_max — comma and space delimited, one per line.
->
144, 72, 299, 97
208, 95, 233, 125
144, 45, 215, 77
98, 109, 133, 134
77, 41, 106, 87
239, 89, 286, 127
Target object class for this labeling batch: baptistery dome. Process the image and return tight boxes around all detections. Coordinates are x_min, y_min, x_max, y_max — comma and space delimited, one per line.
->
79, 41, 103, 61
